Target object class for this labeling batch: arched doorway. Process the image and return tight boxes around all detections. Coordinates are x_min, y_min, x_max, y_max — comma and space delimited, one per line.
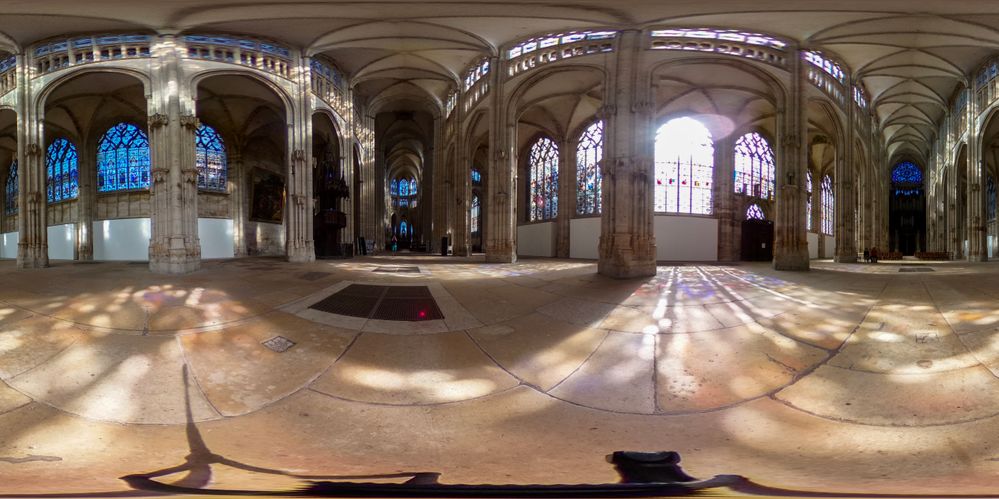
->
889, 161, 925, 256
741, 203, 773, 261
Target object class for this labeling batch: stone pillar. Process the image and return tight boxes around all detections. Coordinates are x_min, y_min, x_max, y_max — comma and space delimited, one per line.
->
76, 140, 95, 260
598, 30, 656, 278
967, 86, 987, 261
431, 116, 446, 254
835, 92, 857, 263
453, 120, 471, 257
147, 35, 200, 274
286, 54, 315, 263
774, 46, 810, 270
485, 56, 517, 263
228, 150, 247, 256
17, 53, 48, 269
555, 136, 571, 258
714, 136, 738, 261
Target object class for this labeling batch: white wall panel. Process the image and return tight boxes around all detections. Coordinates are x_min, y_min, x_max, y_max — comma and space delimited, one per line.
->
93, 218, 150, 261
807, 232, 819, 259
569, 218, 600, 259
0, 232, 16, 259
198, 218, 234, 259
47, 224, 76, 260
654, 216, 717, 261
517, 222, 555, 257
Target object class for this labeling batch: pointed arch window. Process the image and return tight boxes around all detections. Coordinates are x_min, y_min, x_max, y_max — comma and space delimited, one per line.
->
195, 124, 227, 192
46, 138, 78, 203
390, 178, 399, 196
733, 132, 774, 200
988, 175, 996, 222
528, 136, 559, 221
576, 120, 603, 215
4, 161, 16, 216
821, 174, 834, 235
746, 204, 765, 220
654, 117, 713, 214
399, 220, 408, 237
410, 177, 418, 195
471, 168, 482, 185
806, 171, 813, 232
399, 179, 409, 197
471, 194, 481, 234
97, 122, 150, 192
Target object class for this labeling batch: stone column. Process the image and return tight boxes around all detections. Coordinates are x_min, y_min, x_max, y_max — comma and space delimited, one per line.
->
17, 53, 48, 269
147, 34, 200, 274
431, 116, 446, 254
76, 140, 95, 260
228, 149, 247, 256
714, 136, 737, 261
555, 136, 571, 258
485, 56, 517, 263
835, 92, 857, 263
598, 30, 656, 278
773, 45, 810, 270
453, 118, 471, 257
967, 86, 987, 261
286, 54, 315, 263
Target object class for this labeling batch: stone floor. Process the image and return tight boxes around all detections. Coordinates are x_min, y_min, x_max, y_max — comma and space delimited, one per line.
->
1, 255, 998, 496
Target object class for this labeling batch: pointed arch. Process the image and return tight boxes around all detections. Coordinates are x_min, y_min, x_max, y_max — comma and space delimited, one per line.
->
195, 123, 227, 192
97, 122, 150, 192
654, 117, 713, 214
46, 138, 78, 203
734, 132, 775, 200
528, 136, 559, 221
576, 120, 603, 215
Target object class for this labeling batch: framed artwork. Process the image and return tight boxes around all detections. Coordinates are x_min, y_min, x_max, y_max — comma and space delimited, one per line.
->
250, 167, 285, 223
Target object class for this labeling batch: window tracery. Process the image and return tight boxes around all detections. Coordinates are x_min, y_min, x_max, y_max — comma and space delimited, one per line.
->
576, 120, 603, 215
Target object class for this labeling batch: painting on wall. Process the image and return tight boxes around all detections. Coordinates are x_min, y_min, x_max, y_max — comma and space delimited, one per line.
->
250, 167, 285, 223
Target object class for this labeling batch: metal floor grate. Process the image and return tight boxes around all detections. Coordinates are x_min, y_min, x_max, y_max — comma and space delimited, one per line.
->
308, 284, 444, 321
373, 266, 421, 273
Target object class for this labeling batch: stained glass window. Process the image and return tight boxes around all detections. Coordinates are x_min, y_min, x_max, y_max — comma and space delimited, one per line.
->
399, 220, 408, 236
821, 174, 833, 235
195, 124, 227, 192
471, 194, 481, 234
399, 179, 410, 197
410, 177, 418, 195
46, 138, 78, 203
891, 161, 922, 184
390, 178, 399, 196
746, 204, 765, 220
576, 120, 603, 215
471, 169, 482, 184
3, 161, 16, 216
989, 175, 996, 221
734, 132, 774, 200
654, 117, 713, 214
528, 136, 559, 221
97, 122, 150, 192
806, 171, 813, 232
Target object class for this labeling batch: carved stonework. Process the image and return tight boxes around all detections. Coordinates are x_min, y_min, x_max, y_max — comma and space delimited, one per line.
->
152, 168, 169, 184
292, 149, 306, 163
149, 113, 169, 129
293, 194, 307, 207
181, 168, 199, 184
26, 143, 41, 157
631, 101, 654, 114
596, 105, 617, 119
179, 114, 200, 131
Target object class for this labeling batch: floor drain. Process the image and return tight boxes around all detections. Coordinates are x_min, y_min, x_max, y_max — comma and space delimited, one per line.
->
262, 336, 296, 353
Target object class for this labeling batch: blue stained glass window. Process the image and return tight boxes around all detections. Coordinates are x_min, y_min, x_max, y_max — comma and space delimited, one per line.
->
734, 132, 774, 200
399, 179, 410, 197
399, 220, 408, 236
821, 175, 834, 235
891, 161, 923, 184
529, 136, 559, 221
410, 177, 418, 195
746, 204, 765, 220
97, 123, 150, 192
46, 138, 78, 203
471, 169, 482, 184
390, 178, 399, 196
195, 124, 227, 192
989, 175, 996, 221
576, 120, 603, 215
4, 161, 16, 215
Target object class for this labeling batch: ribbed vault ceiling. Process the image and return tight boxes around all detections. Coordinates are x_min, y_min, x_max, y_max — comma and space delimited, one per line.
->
3, 1, 999, 162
